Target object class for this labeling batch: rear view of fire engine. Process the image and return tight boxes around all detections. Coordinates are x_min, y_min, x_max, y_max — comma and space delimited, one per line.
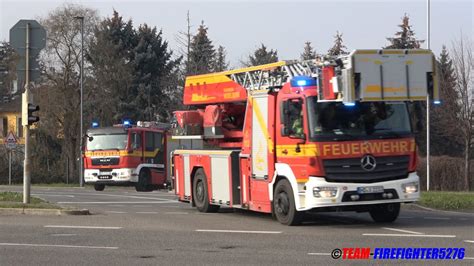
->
84, 121, 175, 192
172, 49, 439, 225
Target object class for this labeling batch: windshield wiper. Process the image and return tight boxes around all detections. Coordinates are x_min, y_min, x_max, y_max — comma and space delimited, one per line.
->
370, 128, 402, 139
331, 132, 357, 141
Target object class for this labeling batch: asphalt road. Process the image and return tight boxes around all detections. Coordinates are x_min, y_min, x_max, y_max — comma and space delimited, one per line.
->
0, 185, 473, 265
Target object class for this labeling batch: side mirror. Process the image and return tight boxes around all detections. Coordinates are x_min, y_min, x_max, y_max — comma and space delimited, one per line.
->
84, 134, 93, 141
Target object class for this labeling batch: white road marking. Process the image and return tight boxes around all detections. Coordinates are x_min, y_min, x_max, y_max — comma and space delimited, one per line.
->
136, 212, 158, 214
105, 211, 127, 214
44, 225, 122, 230
165, 212, 188, 215
51, 234, 77, 237
464, 240, 474, 243
0, 242, 118, 250
363, 233, 456, 238
424, 217, 451, 220
196, 229, 281, 234
58, 201, 176, 204
465, 257, 474, 260
382, 227, 423, 235
32, 194, 74, 198
307, 253, 331, 256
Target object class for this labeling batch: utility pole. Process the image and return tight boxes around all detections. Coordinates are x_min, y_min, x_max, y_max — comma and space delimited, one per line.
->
426, 0, 431, 191
74, 16, 84, 187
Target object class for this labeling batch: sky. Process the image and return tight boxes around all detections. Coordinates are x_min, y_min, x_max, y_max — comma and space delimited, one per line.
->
0, 0, 472, 67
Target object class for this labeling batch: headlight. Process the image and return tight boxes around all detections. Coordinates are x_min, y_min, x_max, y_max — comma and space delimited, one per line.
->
402, 182, 419, 193
313, 187, 338, 198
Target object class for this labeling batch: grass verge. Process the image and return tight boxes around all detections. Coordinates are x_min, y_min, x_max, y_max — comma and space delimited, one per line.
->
0, 191, 60, 209
419, 191, 474, 211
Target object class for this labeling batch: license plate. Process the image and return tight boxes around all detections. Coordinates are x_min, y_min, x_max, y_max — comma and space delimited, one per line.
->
98, 175, 112, 180
357, 186, 384, 194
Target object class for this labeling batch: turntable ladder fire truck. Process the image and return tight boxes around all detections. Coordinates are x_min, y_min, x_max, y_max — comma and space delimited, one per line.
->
171, 49, 439, 225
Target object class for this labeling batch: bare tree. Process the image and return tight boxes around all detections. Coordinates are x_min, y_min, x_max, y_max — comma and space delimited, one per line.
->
451, 34, 474, 191
37, 3, 99, 182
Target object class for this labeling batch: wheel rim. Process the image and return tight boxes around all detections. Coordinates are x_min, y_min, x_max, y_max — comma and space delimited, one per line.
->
196, 180, 205, 203
275, 191, 290, 216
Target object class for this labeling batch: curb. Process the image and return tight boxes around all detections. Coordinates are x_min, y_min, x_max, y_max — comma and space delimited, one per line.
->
0, 208, 90, 216
404, 204, 474, 216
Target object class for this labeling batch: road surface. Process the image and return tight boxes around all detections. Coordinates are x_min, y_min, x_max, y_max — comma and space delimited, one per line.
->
0, 185, 473, 265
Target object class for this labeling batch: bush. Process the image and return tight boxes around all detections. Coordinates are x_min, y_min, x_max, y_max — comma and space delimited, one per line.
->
417, 156, 473, 191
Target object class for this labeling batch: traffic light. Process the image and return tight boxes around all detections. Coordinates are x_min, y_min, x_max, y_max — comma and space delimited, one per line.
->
27, 104, 39, 125
21, 92, 40, 126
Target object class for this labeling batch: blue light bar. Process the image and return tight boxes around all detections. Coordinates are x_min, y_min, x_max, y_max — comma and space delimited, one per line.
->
290, 76, 317, 87
91, 121, 99, 128
433, 100, 441, 105
343, 102, 356, 107
123, 119, 132, 128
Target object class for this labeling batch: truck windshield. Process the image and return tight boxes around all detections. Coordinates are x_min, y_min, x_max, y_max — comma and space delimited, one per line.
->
306, 97, 412, 141
87, 133, 128, 151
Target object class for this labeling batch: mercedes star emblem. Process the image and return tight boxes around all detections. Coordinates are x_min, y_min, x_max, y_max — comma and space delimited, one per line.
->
361, 155, 377, 171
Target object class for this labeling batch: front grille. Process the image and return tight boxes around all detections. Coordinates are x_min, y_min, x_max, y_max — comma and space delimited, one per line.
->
323, 155, 409, 183
91, 157, 119, 166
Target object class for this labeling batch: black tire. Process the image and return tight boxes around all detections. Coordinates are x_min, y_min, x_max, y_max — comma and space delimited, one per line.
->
369, 203, 400, 223
273, 179, 303, 225
94, 184, 105, 191
136, 169, 153, 192
192, 169, 219, 213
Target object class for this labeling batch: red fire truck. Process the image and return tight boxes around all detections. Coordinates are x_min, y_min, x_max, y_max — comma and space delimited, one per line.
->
84, 121, 178, 191
172, 49, 439, 225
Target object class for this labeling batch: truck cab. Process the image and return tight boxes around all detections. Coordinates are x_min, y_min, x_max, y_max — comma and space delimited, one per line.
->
83, 122, 169, 191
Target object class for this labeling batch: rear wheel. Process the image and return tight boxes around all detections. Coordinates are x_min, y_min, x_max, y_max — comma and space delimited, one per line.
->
136, 169, 153, 192
369, 203, 400, 223
193, 169, 219, 213
94, 184, 105, 191
273, 179, 303, 225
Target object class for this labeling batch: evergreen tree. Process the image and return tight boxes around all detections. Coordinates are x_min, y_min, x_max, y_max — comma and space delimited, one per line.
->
385, 14, 424, 49
89, 11, 181, 123
213, 45, 229, 72
132, 24, 181, 121
327, 31, 348, 56
301, 41, 317, 60
188, 21, 215, 75
88, 11, 136, 124
246, 44, 278, 66
430, 46, 462, 156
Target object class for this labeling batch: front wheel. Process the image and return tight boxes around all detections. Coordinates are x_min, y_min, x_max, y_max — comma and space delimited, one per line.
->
136, 169, 153, 192
193, 169, 219, 213
94, 184, 105, 191
369, 203, 400, 223
273, 179, 303, 225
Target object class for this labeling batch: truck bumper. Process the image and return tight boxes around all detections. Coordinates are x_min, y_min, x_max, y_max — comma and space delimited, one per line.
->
84, 168, 138, 184
298, 172, 420, 211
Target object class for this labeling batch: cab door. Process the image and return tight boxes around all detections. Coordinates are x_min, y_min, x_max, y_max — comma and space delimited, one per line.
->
276, 97, 312, 183
130, 130, 144, 163
144, 131, 166, 185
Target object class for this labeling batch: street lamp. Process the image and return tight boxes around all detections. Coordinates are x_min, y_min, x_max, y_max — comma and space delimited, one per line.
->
426, 0, 431, 191
74, 15, 84, 187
